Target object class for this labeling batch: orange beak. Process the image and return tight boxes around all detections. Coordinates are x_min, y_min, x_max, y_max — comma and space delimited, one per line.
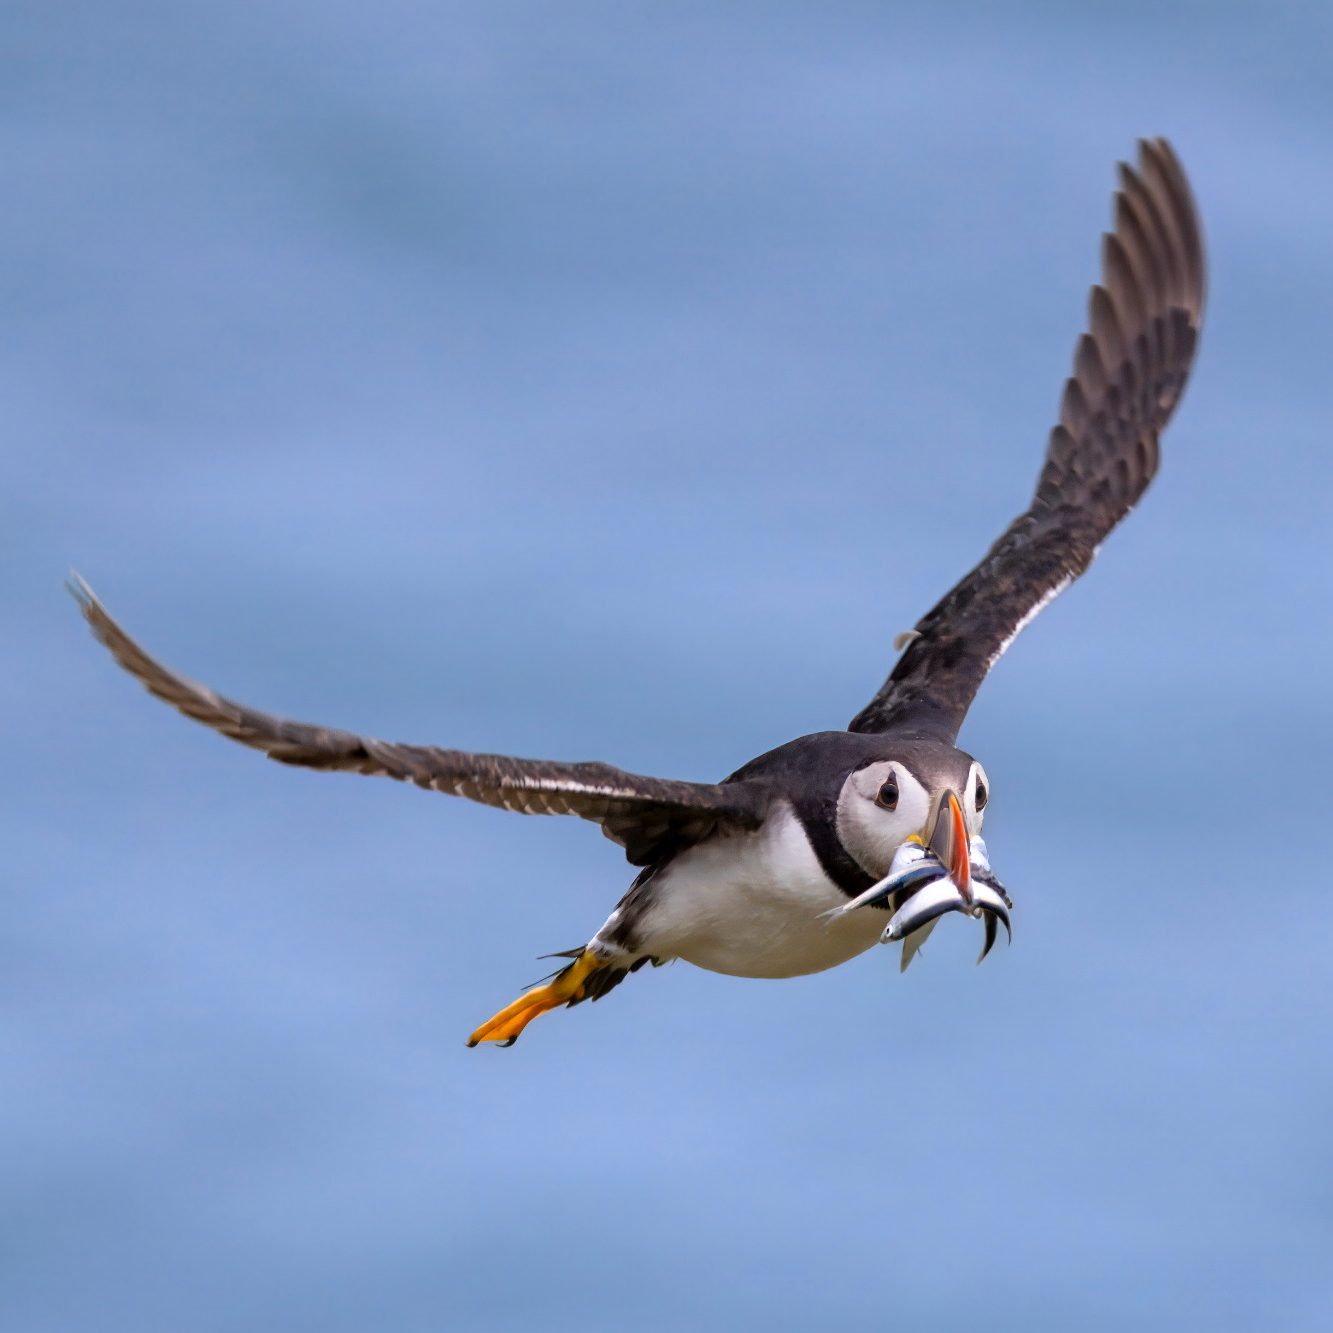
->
927, 789, 972, 903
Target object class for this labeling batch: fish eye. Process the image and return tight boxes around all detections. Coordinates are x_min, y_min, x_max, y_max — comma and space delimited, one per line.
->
876, 776, 899, 811
975, 776, 988, 812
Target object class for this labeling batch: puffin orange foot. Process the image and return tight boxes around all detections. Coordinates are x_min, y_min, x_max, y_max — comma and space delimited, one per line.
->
466, 949, 602, 1048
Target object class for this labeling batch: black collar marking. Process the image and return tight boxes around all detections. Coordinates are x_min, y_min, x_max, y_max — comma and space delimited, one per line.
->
793, 792, 881, 901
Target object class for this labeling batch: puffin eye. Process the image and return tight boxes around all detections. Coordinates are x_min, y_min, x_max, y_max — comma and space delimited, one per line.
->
975, 777, 988, 812
876, 776, 899, 811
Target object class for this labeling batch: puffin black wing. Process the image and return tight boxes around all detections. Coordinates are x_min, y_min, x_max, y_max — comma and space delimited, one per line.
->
71, 578, 768, 866
849, 138, 1206, 742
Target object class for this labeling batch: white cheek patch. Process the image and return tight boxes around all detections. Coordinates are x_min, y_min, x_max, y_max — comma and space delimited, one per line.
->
835, 763, 931, 878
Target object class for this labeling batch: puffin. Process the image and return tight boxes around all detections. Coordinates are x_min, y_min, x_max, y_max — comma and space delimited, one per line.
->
72, 138, 1205, 1047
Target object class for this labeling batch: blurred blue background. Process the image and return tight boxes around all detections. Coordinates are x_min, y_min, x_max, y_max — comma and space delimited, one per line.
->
7, 2, 1332, 1329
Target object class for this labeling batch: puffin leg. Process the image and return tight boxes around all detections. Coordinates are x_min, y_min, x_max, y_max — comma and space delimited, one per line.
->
466, 949, 606, 1048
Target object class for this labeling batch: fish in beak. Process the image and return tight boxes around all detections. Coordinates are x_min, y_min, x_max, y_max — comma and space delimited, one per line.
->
821, 838, 946, 921
881, 861, 1012, 964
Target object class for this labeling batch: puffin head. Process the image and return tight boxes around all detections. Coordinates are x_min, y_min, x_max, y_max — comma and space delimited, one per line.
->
834, 741, 989, 889
829, 738, 1010, 964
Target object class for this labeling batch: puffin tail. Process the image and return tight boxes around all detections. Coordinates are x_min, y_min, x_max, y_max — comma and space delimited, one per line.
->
465, 947, 651, 1048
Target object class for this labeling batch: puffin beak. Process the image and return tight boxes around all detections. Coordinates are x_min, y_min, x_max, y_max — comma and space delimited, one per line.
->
928, 789, 972, 903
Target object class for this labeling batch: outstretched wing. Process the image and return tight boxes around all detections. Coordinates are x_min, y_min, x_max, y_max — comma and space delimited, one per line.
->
850, 138, 1205, 741
72, 578, 767, 866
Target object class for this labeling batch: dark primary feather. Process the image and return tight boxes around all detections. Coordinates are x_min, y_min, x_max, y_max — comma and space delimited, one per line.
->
70, 578, 768, 866
850, 138, 1206, 741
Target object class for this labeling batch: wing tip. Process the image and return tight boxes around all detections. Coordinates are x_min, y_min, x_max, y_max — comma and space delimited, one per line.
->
67, 570, 120, 652
66, 569, 95, 611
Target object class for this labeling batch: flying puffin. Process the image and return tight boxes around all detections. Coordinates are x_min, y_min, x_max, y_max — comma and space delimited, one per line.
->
72, 138, 1205, 1047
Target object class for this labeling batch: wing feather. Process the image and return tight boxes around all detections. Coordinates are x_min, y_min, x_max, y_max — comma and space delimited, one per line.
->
850, 138, 1205, 740
71, 577, 767, 865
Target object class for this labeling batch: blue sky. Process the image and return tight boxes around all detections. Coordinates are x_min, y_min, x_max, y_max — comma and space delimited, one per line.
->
7, 3, 1333, 1329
